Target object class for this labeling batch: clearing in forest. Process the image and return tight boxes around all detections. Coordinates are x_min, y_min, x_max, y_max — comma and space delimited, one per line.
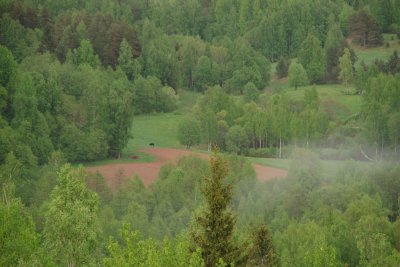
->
86, 147, 287, 190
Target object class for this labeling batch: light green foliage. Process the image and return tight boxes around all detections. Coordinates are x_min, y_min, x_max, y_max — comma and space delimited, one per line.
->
339, 48, 354, 86
1, 1, 400, 266
70, 39, 100, 68
288, 62, 309, 89
243, 82, 259, 103
0, 152, 20, 205
242, 102, 266, 150
12, 73, 53, 164
199, 109, 219, 151
0, 14, 40, 62
129, 113, 184, 149
272, 95, 291, 158
43, 164, 100, 266
298, 34, 326, 83
104, 226, 204, 267
276, 221, 339, 267
160, 86, 178, 112
0, 198, 42, 266
304, 87, 319, 110
362, 73, 400, 154
118, 38, 137, 80
339, 3, 354, 36
177, 116, 201, 149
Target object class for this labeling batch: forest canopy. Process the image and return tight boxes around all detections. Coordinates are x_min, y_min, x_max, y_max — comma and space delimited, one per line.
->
1, 0, 400, 266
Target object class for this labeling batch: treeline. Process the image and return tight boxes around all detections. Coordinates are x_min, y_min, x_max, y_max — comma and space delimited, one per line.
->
2, 0, 399, 94
178, 85, 328, 157
177, 34, 400, 159
0, 44, 177, 166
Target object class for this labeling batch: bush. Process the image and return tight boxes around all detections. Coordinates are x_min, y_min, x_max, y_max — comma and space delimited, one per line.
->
246, 147, 277, 158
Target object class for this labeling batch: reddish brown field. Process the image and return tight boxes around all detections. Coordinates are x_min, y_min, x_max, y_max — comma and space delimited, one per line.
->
86, 148, 287, 190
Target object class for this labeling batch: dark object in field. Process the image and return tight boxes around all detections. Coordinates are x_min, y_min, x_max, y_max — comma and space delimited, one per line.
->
149, 142, 155, 147
131, 155, 139, 159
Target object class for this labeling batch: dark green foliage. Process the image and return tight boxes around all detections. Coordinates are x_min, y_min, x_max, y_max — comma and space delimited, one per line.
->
133, 76, 177, 114
0, 45, 16, 118
386, 50, 400, 74
104, 78, 134, 158
226, 125, 249, 155
247, 223, 276, 267
0, 45, 16, 88
60, 124, 108, 162
193, 55, 212, 92
192, 151, 240, 266
325, 22, 345, 81
349, 8, 383, 47
275, 57, 290, 79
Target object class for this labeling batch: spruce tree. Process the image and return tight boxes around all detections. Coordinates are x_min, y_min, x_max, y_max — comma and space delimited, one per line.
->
191, 149, 239, 266
248, 223, 276, 267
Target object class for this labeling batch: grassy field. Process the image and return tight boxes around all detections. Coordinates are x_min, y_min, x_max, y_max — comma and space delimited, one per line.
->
265, 84, 362, 120
176, 89, 200, 112
128, 113, 185, 150
247, 155, 371, 179
83, 113, 185, 166
353, 33, 400, 65
247, 157, 290, 170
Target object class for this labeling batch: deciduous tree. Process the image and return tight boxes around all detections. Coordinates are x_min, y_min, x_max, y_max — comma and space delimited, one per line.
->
288, 62, 308, 89
339, 48, 353, 87
43, 164, 100, 267
178, 117, 201, 149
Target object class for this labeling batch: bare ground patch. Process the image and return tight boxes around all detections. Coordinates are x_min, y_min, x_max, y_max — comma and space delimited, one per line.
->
86, 148, 287, 190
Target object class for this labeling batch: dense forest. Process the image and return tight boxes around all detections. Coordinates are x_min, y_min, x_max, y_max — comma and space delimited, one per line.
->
1, 0, 400, 266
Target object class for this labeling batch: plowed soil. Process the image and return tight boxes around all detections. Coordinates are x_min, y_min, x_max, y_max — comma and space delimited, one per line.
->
86, 148, 287, 190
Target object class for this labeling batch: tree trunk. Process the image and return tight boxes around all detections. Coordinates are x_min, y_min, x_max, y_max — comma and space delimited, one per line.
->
279, 134, 282, 159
